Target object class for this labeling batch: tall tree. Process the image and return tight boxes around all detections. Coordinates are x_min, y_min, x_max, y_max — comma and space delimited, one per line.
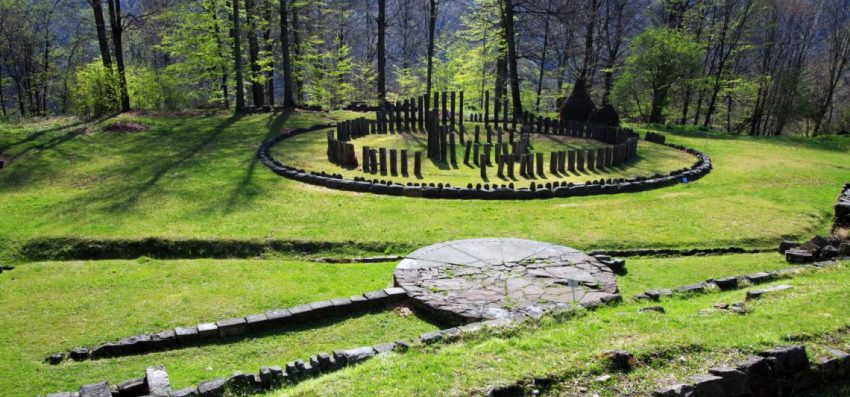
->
812, 1, 850, 134
279, 0, 295, 107
377, 0, 386, 102
426, 0, 438, 99
106, 0, 130, 112
88, 0, 113, 68
263, 0, 274, 106
501, 0, 522, 115
232, 0, 246, 111
244, 0, 264, 107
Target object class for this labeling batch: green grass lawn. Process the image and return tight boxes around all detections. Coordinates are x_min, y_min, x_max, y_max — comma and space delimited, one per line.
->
281, 260, 850, 396
0, 112, 848, 263
273, 128, 694, 186
0, 251, 820, 396
0, 258, 438, 395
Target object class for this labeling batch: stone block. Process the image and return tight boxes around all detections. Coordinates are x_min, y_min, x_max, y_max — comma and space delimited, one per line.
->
79, 382, 112, 397
817, 348, 850, 379
711, 277, 739, 291
330, 297, 353, 314
652, 383, 695, 397
363, 289, 390, 303
245, 313, 271, 331
684, 374, 726, 397
197, 378, 226, 397
603, 350, 634, 371
288, 304, 312, 321
174, 326, 199, 345
145, 365, 171, 396
47, 352, 64, 365
169, 387, 199, 397
374, 342, 396, 354
745, 272, 773, 284
69, 347, 90, 361
758, 345, 809, 376
197, 323, 218, 340
215, 318, 248, 338
778, 240, 800, 254
785, 249, 814, 264
639, 306, 666, 314
259, 365, 285, 387
384, 287, 407, 301
343, 346, 377, 364
116, 377, 146, 396
308, 300, 335, 318
708, 366, 750, 396
265, 308, 292, 328
675, 283, 706, 294
746, 284, 791, 300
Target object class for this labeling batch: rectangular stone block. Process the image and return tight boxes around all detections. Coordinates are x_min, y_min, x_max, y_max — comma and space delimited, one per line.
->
197, 323, 218, 340
216, 318, 248, 338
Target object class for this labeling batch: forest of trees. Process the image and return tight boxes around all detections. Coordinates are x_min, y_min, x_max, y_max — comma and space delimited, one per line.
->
1, 0, 848, 136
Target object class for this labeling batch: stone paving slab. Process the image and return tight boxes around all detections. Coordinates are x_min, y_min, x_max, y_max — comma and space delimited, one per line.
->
394, 238, 619, 324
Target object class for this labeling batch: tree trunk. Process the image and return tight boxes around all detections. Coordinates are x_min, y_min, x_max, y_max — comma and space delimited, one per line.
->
279, 0, 295, 107
263, 0, 274, 106
578, 0, 599, 83
106, 0, 130, 112
650, 85, 668, 124
291, 2, 303, 102
210, 4, 230, 109
502, 0, 522, 115
0, 64, 6, 117
244, 0, 264, 107
426, 0, 437, 99
89, 0, 112, 68
232, 0, 246, 111
377, 0, 387, 102
535, 0, 552, 113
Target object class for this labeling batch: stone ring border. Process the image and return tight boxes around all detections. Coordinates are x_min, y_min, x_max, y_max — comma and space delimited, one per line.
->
258, 123, 713, 200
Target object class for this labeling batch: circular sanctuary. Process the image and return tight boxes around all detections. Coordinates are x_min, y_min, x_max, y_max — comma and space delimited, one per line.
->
259, 91, 712, 199
393, 238, 620, 325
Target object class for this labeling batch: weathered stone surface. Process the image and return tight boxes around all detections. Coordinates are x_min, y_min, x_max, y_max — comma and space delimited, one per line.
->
685, 374, 727, 397
711, 277, 739, 291
116, 377, 146, 396
79, 382, 111, 397
818, 348, 850, 379
47, 352, 64, 365
146, 366, 170, 396
259, 365, 285, 387
708, 367, 749, 396
216, 318, 247, 337
196, 323, 218, 339
758, 345, 809, 375
652, 383, 695, 397
745, 284, 791, 300
745, 272, 774, 284
197, 377, 226, 397
785, 249, 814, 264
343, 346, 376, 364
169, 386, 199, 397
640, 305, 666, 314
394, 238, 619, 324
174, 326, 199, 344
676, 283, 706, 294
69, 347, 89, 361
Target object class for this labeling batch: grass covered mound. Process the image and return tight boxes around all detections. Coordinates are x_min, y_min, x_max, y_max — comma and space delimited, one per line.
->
272, 128, 694, 186
0, 113, 848, 263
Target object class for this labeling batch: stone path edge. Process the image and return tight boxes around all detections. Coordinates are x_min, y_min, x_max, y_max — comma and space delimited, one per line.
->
45, 288, 409, 365
258, 125, 712, 200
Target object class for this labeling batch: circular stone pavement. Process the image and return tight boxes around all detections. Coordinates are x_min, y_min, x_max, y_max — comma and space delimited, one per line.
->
393, 238, 620, 324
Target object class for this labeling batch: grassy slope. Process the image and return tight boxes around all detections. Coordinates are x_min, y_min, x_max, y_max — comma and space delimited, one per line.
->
0, 252, 813, 396
281, 261, 850, 396
0, 258, 437, 395
1, 114, 849, 262
273, 128, 694, 185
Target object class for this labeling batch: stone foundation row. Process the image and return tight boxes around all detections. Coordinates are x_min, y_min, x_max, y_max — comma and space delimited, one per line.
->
653, 344, 850, 397
590, 246, 772, 258
46, 288, 408, 365
43, 340, 411, 397
632, 257, 845, 303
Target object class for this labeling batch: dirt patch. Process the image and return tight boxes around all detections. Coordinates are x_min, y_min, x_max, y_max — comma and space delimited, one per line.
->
103, 121, 150, 133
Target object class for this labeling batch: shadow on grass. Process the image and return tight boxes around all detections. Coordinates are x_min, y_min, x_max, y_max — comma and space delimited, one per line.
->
223, 109, 293, 213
